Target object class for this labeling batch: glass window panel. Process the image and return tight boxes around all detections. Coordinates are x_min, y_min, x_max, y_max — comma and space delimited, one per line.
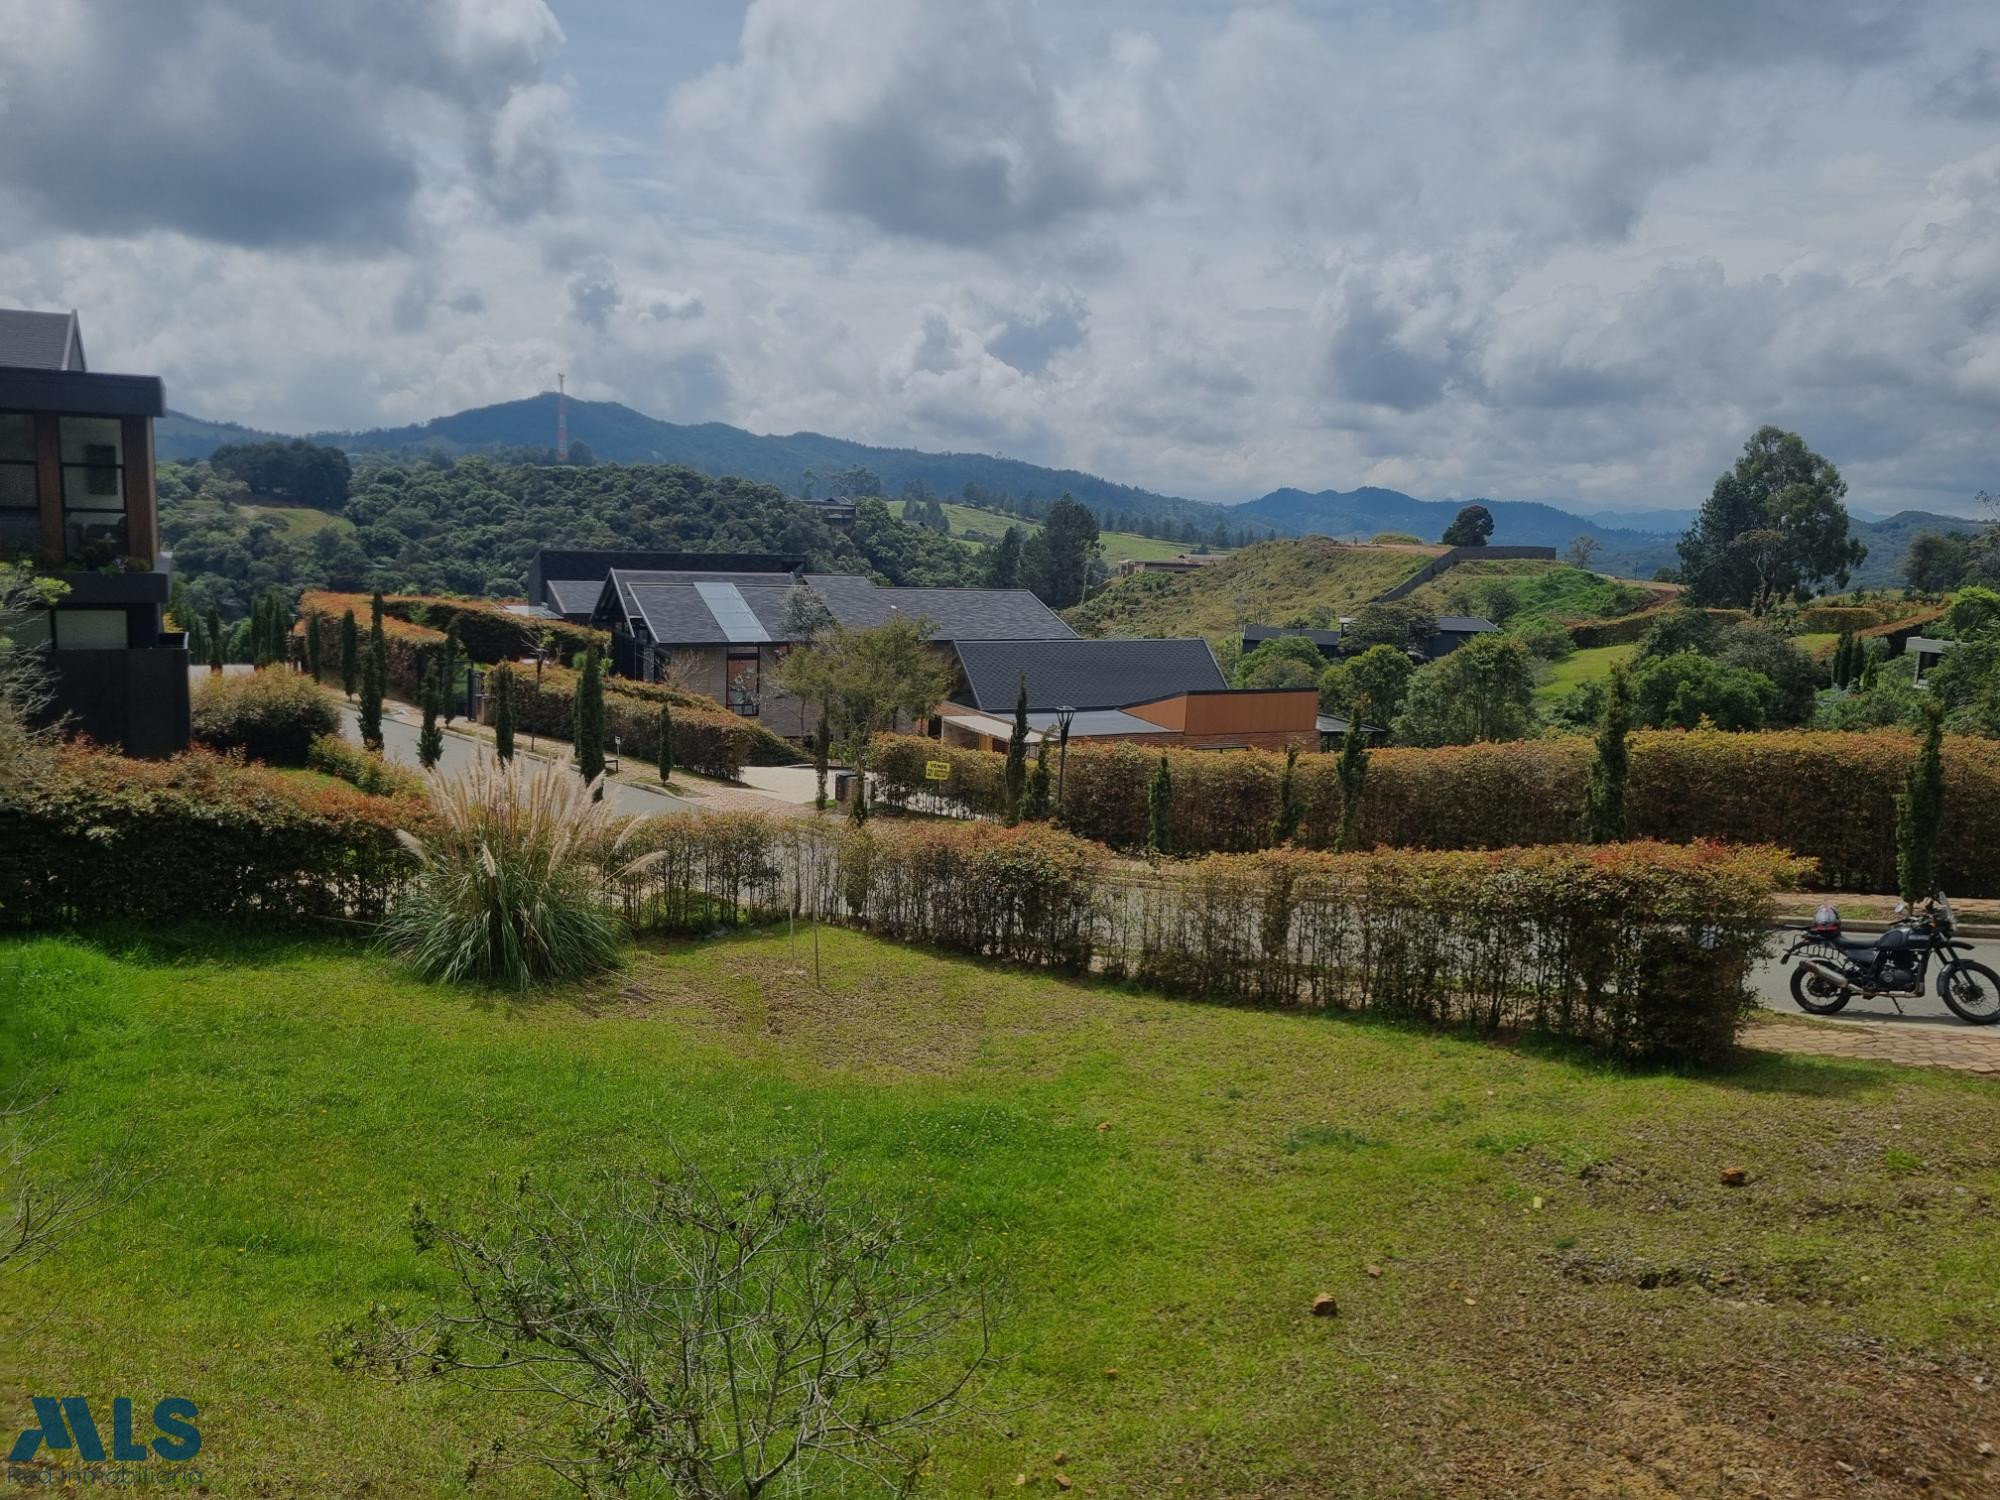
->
64, 511, 128, 565
0, 509, 41, 553
63, 465, 125, 510
58, 416, 122, 466
0, 413, 34, 462
53, 609, 128, 650
0, 462, 36, 509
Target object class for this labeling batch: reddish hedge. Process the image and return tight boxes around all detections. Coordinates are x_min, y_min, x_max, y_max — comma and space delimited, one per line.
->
871, 728, 2000, 895
0, 746, 422, 929
494, 662, 797, 779
298, 590, 605, 668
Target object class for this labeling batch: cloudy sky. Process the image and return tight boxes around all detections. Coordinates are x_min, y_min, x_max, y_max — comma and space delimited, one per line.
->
3, 0, 1997, 516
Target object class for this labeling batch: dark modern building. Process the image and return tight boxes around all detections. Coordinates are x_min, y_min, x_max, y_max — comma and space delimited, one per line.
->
1, 309, 188, 756
1241, 613, 1498, 663
524, 549, 802, 623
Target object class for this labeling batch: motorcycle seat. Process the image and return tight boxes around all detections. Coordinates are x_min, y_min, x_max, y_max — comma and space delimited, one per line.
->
1825, 932, 1891, 951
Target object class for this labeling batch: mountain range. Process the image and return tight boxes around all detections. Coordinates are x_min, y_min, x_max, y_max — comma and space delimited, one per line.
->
156, 392, 1982, 586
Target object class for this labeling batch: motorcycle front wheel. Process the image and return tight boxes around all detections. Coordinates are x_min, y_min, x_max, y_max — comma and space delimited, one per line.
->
1938, 960, 2000, 1025
1789, 966, 1852, 1015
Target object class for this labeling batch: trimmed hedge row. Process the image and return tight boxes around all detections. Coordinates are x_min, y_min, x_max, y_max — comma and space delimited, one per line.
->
298, 590, 605, 668
870, 728, 2000, 895
0, 746, 422, 929
616, 815, 1807, 1064
191, 669, 342, 765
496, 662, 797, 779
306, 734, 428, 798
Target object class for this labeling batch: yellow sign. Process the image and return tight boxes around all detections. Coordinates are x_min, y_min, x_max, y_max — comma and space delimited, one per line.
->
924, 760, 951, 781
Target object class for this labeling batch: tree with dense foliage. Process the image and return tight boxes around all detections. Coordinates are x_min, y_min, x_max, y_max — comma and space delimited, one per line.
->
1320, 642, 1415, 725
1440, 504, 1495, 547
1021, 495, 1101, 607
574, 644, 607, 794
1393, 634, 1537, 746
305, 611, 322, 681
1003, 675, 1029, 822
1335, 719, 1368, 852
210, 438, 352, 508
1676, 427, 1864, 612
1582, 664, 1632, 843
0, 565, 67, 792
1709, 618, 1819, 725
417, 663, 444, 770
780, 617, 954, 781
206, 606, 224, 673
1147, 754, 1172, 861
1344, 602, 1435, 653
1023, 735, 1053, 821
658, 703, 674, 784
492, 665, 515, 763
339, 609, 360, 697
984, 525, 1024, 588
1234, 634, 1325, 691
1629, 651, 1776, 731
438, 619, 462, 724
1903, 531, 1973, 593
359, 599, 387, 750
1945, 586, 2000, 640
1898, 700, 1945, 903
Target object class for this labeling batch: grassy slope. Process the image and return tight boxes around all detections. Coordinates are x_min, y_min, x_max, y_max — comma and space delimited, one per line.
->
1534, 641, 1640, 704
890, 498, 1216, 567
1403, 561, 1660, 623
240, 502, 351, 540
6, 930, 1999, 1497
1068, 537, 1423, 641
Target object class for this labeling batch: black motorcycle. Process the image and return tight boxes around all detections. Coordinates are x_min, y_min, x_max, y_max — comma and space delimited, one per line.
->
1781, 891, 2000, 1025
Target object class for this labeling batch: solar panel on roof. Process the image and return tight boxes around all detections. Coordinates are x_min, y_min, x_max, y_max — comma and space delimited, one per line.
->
694, 581, 772, 643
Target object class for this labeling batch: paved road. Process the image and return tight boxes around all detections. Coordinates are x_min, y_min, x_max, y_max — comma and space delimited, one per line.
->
1753, 931, 1999, 1028
338, 706, 697, 820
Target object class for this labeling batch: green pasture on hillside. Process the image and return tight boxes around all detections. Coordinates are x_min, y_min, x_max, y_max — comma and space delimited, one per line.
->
889, 498, 1219, 567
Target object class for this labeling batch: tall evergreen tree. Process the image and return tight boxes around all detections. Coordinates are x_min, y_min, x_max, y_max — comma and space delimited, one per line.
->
439, 619, 462, 724
1581, 663, 1632, 843
492, 664, 515, 764
575, 644, 606, 796
1897, 700, 1946, 903
417, 662, 444, 770
1676, 427, 1864, 612
1004, 673, 1029, 822
658, 702, 674, 784
1023, 735, 1052, 821
359, 603, 387, 751
1335, 720, 1369, 852
339, 610, 360, 698
305, 612, 323, 682
985, 525, 1024, 589
1273, 742, 1300, 845
1147, 754, 1173, 861
205, 606, 224, 674
814, 707, 830, 811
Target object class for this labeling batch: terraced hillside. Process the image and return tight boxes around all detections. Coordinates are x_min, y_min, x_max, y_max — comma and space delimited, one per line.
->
1067, 537, 1426, 641
889, 497, 1222, 567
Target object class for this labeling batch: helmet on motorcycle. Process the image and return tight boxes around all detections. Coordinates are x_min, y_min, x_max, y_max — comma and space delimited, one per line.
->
1811, 904, 1841, 933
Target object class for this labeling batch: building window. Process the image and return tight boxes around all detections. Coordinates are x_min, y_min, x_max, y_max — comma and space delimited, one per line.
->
0, 413, 36, 555
59, 416, 126, 566
52, 608, 129, 650
725, 650, 760, 716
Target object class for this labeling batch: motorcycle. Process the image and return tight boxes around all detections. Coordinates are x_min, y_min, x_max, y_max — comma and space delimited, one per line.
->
1781, 891, 2000, 1025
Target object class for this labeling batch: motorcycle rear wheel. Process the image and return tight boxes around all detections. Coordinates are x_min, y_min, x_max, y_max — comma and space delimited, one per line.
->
1789, 966, 1852, 1015
1938, 960, 2000, 1025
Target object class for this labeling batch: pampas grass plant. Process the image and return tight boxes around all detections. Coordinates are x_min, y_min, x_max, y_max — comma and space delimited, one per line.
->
381, 753, 656, 987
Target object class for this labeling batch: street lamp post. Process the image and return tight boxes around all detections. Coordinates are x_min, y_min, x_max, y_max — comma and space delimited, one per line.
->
1054, 704, 1076, 807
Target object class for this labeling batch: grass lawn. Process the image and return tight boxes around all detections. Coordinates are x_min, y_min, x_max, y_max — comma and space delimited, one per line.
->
1534, 640, 1640, 704
5, 928, 2000, 1497
240, 502, 351, 541
1794, 631, 1840, 659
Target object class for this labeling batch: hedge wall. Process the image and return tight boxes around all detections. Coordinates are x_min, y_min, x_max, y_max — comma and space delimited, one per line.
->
298, 590, 605, 668
870, 728, 2000, 895
613, 815, 1805, 1064
0, 746, 422, 929
496, 662, 798, 779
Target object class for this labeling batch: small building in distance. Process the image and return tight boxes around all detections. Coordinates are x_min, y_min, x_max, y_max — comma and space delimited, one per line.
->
940, 636, 1317, 752
1, 308, 188, 756
524, 549, 802, 624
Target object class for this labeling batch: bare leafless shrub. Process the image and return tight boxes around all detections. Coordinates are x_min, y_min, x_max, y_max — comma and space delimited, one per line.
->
335, 1151, 992, 1497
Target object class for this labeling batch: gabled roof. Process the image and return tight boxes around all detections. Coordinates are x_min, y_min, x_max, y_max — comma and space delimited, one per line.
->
1434, 615, 1498, 634
0, 309, 84, 372
1244, 624, 1343, 649
543, 578, 607, 618
806, 576, 1076, 640
952, 637, 1226, 713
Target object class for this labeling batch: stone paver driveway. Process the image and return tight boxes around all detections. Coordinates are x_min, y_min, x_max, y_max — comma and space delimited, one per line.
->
1746, 1016, 2000, 1076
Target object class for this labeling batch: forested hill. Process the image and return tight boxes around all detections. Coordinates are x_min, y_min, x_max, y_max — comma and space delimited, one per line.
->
159, 394, 1237, 531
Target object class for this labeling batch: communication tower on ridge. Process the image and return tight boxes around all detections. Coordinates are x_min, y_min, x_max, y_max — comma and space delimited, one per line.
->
556, 372, 568, 461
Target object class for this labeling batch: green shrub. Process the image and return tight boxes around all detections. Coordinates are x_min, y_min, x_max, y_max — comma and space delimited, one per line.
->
306, 734, 427, 798
378, 756, 642, 987
0, 745, 419, 928
191, 670, 341, 765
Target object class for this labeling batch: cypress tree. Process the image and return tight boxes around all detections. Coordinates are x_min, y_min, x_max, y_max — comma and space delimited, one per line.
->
658, 702, 674, 784
1003, 673, 1029, 823
575, 644, 606, 796
1023, 734, 1052, 820
814, 707, 830, 811
417, 662, 444, 770
1582, 663, 1632, 843
339, 610, 360, 698
1273, 741, 1300, 845
305, 612, 323, 682
848, 745, 870, 824
1896, 700, 1945, 903
205, 606, 224, 674
493, 665, 515, 763
1335, 720, 1369, 852
360, 604, 387, 751
439, 619, 462, 724
1146, 754, 1172, 861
